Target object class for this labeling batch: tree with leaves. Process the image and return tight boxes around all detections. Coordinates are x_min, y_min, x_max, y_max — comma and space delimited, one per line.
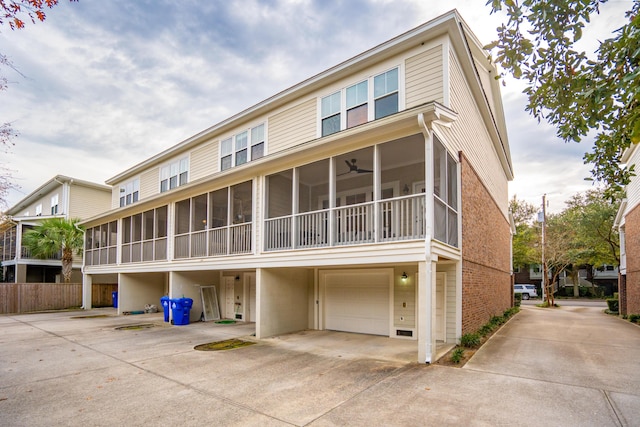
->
21, 217, 84, 282
486, 0, 640, 199
510, 196, 540, 268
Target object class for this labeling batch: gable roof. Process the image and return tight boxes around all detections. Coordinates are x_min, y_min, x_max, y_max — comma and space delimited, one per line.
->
107, 9, 512, 184
5, 175, 110, 216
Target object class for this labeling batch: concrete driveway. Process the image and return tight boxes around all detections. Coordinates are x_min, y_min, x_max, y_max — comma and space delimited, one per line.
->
1, 305, 639, 426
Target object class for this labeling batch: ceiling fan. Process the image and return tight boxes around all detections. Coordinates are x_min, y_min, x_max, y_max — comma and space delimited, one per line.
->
338, 158, 373, 176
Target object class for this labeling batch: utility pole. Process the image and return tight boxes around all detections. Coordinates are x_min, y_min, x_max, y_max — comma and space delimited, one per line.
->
541, 194, 547, 303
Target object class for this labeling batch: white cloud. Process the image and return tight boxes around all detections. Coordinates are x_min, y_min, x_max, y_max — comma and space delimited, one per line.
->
0, 0, 632, 211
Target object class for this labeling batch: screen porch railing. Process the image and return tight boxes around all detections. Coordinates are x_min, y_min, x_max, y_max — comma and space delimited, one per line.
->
264, 194, 426, 251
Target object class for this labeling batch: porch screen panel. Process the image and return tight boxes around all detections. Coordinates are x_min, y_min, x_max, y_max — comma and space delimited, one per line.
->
433, 136, 458, 247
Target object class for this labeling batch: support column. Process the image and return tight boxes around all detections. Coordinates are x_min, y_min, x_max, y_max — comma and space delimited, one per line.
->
418, 260, 435, 363
82, 273, 93, 310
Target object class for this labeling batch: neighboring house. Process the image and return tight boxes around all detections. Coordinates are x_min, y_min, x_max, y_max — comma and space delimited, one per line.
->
513, 264, 543, 295
515, 263, 617, 297
81, 10, 514, 363
615, 144, 640, 315
0, 175, 111, 283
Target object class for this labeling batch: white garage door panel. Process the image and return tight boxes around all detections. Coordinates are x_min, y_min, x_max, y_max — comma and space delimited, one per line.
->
324, 273, 390, 336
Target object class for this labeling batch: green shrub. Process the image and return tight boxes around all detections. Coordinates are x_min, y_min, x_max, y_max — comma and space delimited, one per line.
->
490, 315, 505, 326
514, 293, 522, 307
606, 298, 619, 313
628, 314, 640, 323
504, 307, 519, 318
460, 333, 481, 348
478, 323, 495, 337
450, 347, 465, 364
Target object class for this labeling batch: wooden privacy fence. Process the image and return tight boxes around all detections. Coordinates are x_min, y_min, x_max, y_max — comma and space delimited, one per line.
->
0, 283, 118, 314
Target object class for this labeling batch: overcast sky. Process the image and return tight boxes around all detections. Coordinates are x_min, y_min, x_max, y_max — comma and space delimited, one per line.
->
0, 0, 632, 213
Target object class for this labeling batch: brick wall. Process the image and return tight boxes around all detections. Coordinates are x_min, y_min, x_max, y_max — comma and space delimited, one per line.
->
460, 153, 512, 334
623, 204, 640, 314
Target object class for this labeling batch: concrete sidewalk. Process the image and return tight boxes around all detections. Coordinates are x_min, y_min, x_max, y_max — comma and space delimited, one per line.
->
1, 305, 639, 426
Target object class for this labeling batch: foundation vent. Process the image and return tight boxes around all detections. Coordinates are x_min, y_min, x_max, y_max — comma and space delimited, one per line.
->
396, 330, 413, 337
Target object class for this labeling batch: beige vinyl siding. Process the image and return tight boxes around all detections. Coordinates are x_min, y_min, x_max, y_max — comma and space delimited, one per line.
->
445, 265, 457, 343
474, 57, 496, 116
440, 50, 508, 217
140, 168, 159, 200
190, 141, 218, 181
268, 98, 317, 154
626, 147, 640, 213
394, 271, 416, 328
19, 185, 60, 217
405, 45, 444, 108
68, 186, 111, 219
36, 187, 63, 216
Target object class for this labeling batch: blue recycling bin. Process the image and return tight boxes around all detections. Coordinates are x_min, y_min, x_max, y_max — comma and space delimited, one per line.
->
112, 291, 118, 308
160, 296, 170, 322
171, 298, 193, 326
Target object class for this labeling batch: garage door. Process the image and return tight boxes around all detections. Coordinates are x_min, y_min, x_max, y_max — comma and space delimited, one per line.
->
323, 270, 391, 336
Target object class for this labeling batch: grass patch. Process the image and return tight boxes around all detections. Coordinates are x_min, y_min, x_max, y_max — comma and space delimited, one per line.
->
71, 314, 111, 319
115, 323, 156, 330
194, 338, 255, 351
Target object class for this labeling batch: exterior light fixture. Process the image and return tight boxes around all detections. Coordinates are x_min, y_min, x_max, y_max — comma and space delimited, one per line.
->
401, 272, 408, 281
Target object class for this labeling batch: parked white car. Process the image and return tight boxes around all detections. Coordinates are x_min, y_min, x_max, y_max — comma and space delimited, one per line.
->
514, 284, 538, 300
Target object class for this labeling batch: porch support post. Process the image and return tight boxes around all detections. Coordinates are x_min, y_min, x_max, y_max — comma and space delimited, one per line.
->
418, 260, 434, 363
82, 273, 93, 310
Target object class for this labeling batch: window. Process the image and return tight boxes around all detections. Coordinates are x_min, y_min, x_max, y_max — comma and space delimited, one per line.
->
433, 136, 458, 247
221, 138, 233, 171
160, 158, 189, 192
374, 68, 399, 119
220, 124, 266, 170
235, 131, 248, 166
119, 179, 140, 207
346, 81, 368, 128
251, 124, 265, 160
50, 194, 59, 215
320, 67, 399, 136
321, 92, 341, 136
35, 204, 42, 216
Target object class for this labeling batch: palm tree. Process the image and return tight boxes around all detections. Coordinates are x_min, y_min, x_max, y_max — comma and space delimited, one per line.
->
22, 217, 85, 282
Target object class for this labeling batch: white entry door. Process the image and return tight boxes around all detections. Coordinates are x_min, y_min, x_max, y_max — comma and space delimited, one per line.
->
321, 269, 392, 336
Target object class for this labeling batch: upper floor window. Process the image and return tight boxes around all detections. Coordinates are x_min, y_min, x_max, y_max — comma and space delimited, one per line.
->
120, 179, 140, 207
160, 157, 189, 192
51, 194, 59, 215
374, 68, 399, 119
321, 92, 341, 136
35, 204, 42, 216
220, 124, 266, 171
320, 67, 399, 137
346, 81, 368, 128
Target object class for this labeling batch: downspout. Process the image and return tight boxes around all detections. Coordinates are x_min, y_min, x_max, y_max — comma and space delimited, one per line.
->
418, 112, 434, 364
